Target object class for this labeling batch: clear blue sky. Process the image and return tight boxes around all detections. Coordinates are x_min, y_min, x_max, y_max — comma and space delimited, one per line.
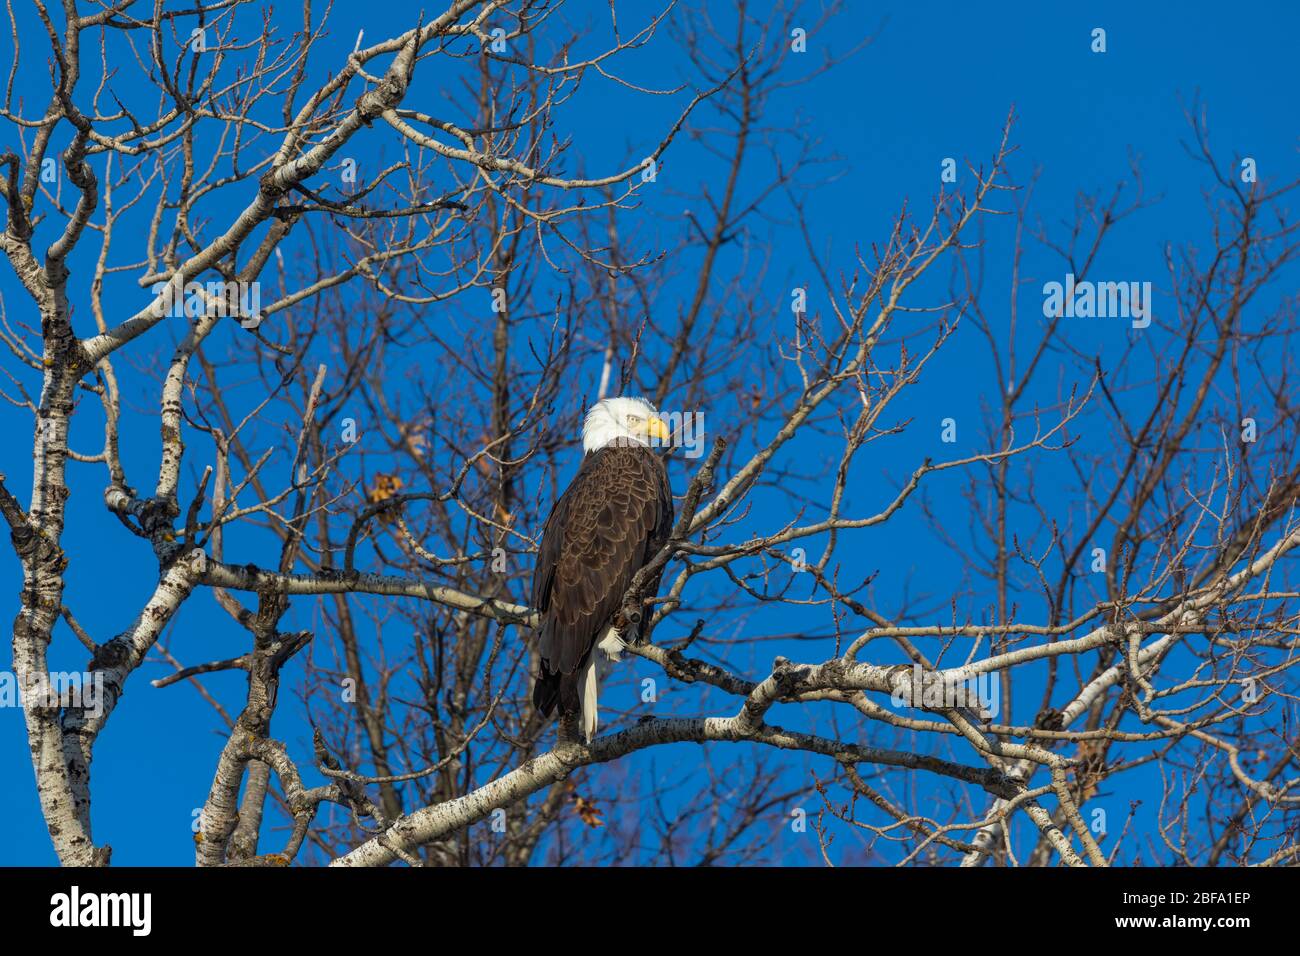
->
1, 1, 1296, 865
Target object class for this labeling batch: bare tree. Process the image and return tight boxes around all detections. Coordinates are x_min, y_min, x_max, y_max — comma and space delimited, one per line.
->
1, 1, 1295, 868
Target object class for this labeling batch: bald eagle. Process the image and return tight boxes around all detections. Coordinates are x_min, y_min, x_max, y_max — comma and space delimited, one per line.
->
531, 396, 674, 742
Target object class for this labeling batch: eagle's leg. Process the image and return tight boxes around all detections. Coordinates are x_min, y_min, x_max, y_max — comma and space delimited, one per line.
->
556, 710, 583, 745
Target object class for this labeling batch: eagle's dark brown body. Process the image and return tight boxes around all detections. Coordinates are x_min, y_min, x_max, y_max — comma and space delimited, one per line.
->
531, 443, 673, 733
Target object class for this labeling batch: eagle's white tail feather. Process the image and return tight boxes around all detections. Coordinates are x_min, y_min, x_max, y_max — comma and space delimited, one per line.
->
580, 655, 599, 742
580, 625, 627, 742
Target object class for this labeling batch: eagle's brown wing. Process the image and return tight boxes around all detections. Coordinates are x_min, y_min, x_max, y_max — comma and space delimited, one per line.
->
531, 445, 673, 717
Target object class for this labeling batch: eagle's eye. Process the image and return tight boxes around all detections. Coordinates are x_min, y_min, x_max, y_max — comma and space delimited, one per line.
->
626, 414, 642, 425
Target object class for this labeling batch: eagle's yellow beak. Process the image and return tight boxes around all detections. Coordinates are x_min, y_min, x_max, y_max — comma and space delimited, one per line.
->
647, 416, 671, 442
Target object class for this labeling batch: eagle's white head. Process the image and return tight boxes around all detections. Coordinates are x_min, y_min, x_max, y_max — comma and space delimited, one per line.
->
582, 396, 670, 453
